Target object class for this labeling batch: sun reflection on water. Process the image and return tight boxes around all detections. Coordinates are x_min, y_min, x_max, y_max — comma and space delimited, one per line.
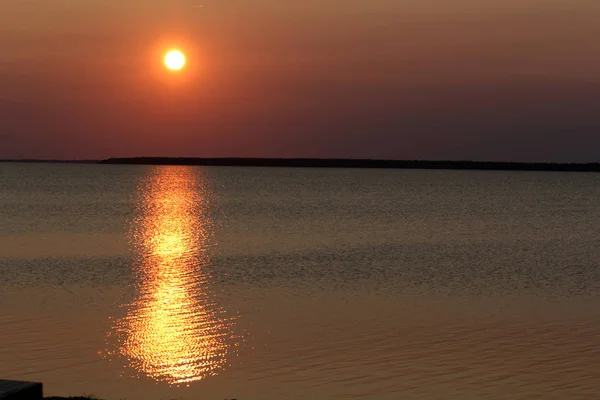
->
107, 167, 236, 385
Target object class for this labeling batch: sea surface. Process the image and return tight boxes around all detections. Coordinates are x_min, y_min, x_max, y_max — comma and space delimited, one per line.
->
1, 163, 599, 400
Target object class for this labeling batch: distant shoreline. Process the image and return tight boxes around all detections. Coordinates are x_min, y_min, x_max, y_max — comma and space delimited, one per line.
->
1, 157, 600, 172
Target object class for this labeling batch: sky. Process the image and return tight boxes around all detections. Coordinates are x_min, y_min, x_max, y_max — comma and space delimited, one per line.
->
1, 0, 600, 161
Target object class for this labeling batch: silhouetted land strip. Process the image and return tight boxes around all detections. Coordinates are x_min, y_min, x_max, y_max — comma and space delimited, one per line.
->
2, 158, 600, 172
100, 157, 600, 172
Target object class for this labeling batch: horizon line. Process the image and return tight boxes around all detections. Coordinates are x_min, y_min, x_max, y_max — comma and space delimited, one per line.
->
1, 157, 600, 172
1, 156, 599, 163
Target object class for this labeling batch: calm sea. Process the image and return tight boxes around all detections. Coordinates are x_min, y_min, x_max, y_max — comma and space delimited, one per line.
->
1, 163, 599, 400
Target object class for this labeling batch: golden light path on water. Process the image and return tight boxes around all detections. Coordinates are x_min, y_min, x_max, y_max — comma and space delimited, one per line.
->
107, 167, 236, 385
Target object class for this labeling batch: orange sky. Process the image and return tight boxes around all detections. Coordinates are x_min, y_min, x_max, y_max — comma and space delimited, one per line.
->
1, 0, 600, 161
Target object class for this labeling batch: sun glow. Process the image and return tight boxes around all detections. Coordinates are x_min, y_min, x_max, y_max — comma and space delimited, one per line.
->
105, 168, 239, 384
164, 50, 186, 71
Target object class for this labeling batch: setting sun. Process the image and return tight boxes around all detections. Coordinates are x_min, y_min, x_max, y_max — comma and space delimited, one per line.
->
164, 50, 186, 71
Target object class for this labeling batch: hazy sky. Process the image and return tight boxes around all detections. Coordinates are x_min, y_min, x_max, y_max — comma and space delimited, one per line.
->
1, 0, 600, 161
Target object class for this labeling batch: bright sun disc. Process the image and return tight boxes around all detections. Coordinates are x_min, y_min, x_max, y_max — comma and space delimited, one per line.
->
164, 50, 186, 71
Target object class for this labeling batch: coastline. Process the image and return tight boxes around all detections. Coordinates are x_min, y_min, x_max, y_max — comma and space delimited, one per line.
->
1, 157, 600, 172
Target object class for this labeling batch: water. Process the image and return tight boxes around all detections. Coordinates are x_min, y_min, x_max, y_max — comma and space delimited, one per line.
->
1, 163, 600, 400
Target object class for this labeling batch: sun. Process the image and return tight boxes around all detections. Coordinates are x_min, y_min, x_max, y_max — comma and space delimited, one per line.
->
164, 50, 186, 71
